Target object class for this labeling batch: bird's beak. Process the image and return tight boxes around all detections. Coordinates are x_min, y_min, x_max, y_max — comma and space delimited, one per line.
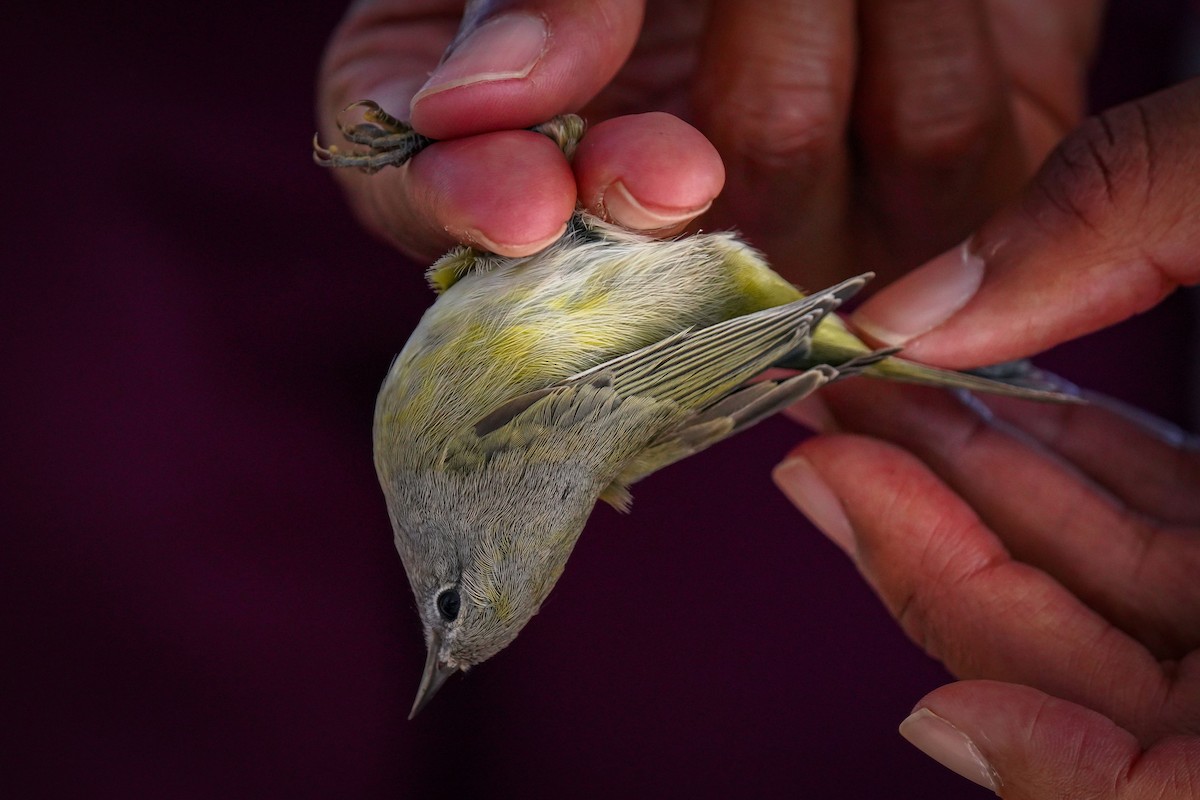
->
409, 633, 457, 719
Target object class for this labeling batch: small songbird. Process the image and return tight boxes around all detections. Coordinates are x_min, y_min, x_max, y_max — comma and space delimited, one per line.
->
315, 104, 1076, 717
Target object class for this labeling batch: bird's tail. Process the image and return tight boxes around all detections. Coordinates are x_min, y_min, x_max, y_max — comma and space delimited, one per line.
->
791, 314, 1082, 403
862, 356, 1083, 403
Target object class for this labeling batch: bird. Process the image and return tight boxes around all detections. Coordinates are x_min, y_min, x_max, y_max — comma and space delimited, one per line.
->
315, 103, 1078, 718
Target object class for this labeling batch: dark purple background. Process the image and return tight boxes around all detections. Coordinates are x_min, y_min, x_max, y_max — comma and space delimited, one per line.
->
4, 2, 1196, 797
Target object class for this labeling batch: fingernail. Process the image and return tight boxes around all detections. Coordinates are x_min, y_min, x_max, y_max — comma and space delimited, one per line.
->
413, 14, 548, 103
601, 181, 711, 232
772, 456, 855, 557
851, 241, 984, 346
462, 221, 567, 257
899, 708, 1000, 794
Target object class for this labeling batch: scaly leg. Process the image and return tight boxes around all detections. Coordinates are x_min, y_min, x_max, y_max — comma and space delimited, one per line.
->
312, 100, 436, 173
313, 100, 585, 173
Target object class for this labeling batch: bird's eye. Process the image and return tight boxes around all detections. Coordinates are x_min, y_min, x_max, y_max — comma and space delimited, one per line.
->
436, 588, 461, 621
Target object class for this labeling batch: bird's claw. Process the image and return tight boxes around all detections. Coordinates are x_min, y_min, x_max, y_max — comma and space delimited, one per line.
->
312, 100, 435, 174
313, 102, 587, 173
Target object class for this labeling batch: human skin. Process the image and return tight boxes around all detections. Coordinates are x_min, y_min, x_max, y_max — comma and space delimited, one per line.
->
316, 0, 1103, 288
318, 2, 1200, 795
777, 78, 1200, 797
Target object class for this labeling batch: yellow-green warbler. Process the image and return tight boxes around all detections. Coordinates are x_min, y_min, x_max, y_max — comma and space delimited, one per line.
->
315, 104, 1076, 718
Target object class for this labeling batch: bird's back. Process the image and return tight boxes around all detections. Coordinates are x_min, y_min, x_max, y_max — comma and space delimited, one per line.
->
376, 216, 804, 459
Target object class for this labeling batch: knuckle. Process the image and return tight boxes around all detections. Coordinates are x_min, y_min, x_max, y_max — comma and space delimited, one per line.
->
860, 39, 1007, 166
886, 93, 1002, 166
887, 523, 1005, 671
906, 115, 994, 166
892, 583, 961, 667
889, 573, 949, 662
893, 587, 936, 652
708, 79, 844, 167
1032, 104, 1155, 233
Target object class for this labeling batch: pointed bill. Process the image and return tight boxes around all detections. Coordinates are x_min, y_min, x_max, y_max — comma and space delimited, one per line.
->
409, 631, 458, 719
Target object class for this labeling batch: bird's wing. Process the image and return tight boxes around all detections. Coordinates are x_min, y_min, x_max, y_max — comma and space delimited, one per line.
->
456, 275, 882, 505
564, 274, 870, 407
466, 274, 869, 442
606, 348, 895, 497
446, 371, 680, 476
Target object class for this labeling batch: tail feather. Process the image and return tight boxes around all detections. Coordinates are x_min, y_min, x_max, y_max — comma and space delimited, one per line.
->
866, 356, 1083, 403
776, 290, 1082, 404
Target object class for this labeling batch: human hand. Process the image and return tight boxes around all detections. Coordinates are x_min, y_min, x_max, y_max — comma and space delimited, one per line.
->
773, 79, 1200, 796
848, 77, 1200, 370
316, 0, 1102, 285
774, 381, 1200, 798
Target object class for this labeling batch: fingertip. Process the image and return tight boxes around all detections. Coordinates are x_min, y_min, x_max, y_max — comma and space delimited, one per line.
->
909, 681, 1147, 799
574, 113, 725, 234
774, 431, 965, 565
354, 129, 576, 260
897, 705, 1000, 793
849, 241, 985, 355
409, 2, 644, 139
407, 130, 576, 257
772, 445, 856, 558
598, 181, 712, 236
409, 12, 549, 113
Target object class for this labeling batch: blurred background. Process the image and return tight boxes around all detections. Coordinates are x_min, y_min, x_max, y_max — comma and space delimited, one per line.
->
4, 1, 1197, 797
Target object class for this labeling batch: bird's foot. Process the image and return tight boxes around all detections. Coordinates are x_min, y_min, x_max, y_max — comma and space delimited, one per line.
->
312, 100, 436, 173
313, 101, 585, 173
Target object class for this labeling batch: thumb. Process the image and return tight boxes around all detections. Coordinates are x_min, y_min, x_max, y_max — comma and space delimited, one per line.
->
848, 77, 1200, 369
900, 681, 1199, 799
316, 0, 646, 260
322, 0, 646, 138
408, 0, 646, 138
